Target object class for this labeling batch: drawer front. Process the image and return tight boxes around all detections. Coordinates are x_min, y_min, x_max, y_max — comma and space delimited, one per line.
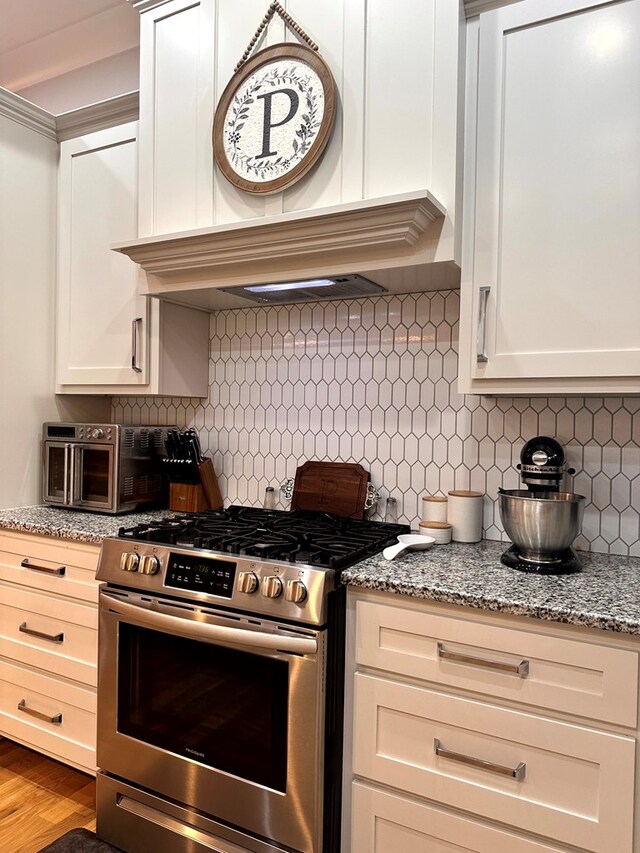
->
0, 533, 100, 604
0, 659, 96, 772
355, 599, 638, 726
351, 782, 567, 853
353, 673, 635, 853
0, 583, 97, 686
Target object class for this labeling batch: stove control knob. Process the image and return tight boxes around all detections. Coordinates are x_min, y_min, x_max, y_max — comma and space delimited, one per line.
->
285, 579, 307, 604
237, 571, 259, 594
261, 576, 283, 599
120, 552, 139, 572
139, 555, 160, 575
91, 428, 105, 439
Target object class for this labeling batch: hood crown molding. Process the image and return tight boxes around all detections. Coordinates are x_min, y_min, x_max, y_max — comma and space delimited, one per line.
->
113, 191, 445, 280
0, 88, 56, 140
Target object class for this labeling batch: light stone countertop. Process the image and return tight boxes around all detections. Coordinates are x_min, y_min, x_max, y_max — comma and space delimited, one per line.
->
342, 539, 640, 635
0, 505, 176, 545
2, 507, 639, 635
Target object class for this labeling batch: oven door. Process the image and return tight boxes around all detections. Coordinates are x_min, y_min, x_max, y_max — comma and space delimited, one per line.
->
98, 589, 326, 853
72, 444, 115, 510
43, 441, 72, 505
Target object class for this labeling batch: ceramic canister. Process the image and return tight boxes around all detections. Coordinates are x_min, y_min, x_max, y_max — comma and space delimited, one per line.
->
421, 495, 448, 523
447, 490, 484, 542
419, 521, 452, 544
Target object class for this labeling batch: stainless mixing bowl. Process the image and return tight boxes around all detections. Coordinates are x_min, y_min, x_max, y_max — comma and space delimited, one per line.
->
498, 489, 585, 563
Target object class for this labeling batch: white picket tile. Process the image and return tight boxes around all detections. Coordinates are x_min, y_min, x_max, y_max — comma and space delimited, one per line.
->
114, 296, 639, 554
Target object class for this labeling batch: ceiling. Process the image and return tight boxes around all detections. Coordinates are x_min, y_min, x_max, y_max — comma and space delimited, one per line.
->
0, 0, 140, 112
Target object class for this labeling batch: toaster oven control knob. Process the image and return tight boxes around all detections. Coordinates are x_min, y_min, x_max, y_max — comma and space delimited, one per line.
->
91, 428, 105, 439
285, 579, 307, 604
120, 552, 139, 572
237, 571, 259, 594
261, 576, 283, 599
139, 555, 160, 575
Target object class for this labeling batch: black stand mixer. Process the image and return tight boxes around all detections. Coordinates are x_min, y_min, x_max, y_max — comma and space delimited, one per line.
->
498, 436, 584, 575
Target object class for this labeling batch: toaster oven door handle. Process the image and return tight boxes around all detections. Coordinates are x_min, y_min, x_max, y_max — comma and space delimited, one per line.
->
101, 592, 318, 655
63, 443, 71, 505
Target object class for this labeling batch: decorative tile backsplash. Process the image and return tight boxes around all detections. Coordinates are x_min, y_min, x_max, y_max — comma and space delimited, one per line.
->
113, 292, 640, 556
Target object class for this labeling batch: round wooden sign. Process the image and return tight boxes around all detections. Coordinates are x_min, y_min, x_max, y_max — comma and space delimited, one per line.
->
213, 43, 337, 195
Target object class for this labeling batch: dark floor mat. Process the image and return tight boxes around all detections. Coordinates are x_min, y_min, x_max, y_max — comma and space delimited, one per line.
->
37, 828, 122, 853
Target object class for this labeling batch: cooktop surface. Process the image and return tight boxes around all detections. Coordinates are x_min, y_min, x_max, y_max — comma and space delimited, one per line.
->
118, 505, 410, 571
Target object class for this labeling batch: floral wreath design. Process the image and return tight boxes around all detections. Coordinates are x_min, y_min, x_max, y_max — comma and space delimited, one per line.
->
225, 63, 323, 181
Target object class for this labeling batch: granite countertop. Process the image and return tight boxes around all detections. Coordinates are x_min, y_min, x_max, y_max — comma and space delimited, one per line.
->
342, 539, 640, 635
0, 505, 176, 545
3, 507, 639, 636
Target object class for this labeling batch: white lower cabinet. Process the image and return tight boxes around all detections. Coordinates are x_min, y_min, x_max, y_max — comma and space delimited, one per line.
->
0, 531, 100, 774
345, 590, 638, 853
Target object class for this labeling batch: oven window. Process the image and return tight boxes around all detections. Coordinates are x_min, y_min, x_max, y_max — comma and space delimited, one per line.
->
117, 624, 289, 792
46, 445, 67, 500
78, 447, 111, 504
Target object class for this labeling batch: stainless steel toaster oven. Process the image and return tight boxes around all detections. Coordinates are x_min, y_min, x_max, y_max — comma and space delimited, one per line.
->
42, 423, 174, 514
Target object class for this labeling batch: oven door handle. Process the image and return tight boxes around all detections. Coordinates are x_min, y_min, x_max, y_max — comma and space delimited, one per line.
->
101, 592, 318, 655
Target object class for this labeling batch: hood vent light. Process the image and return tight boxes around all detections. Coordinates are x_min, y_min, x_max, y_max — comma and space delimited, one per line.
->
221, 274, 385, 305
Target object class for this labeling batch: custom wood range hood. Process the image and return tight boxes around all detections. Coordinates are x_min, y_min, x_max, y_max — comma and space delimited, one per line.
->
112, 190, 460, 311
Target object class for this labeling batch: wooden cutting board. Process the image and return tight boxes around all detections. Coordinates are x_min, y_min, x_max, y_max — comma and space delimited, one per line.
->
291, 461, 369, 519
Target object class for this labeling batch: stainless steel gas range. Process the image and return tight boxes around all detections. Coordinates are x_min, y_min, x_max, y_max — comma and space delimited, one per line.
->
95, 506, 409, 853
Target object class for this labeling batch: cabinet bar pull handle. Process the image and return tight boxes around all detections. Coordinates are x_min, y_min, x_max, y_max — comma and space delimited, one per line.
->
19, 622, 64, 644
18, 699, 62, 726
476, 286, 490, 363
437, 642, 529, 677
434, 738, 526, 781
21, 558, 65, 576
131, 317, 143, 373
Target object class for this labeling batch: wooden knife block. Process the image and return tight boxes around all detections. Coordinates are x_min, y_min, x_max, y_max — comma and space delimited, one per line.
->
169, 483, 209, 513
169, 458, 223, 513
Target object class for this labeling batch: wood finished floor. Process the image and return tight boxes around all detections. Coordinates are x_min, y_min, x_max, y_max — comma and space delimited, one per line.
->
0, 738, 95, 853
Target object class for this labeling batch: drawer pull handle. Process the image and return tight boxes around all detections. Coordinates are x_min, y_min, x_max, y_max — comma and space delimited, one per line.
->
18, 699, 62, 726
19, 622, 64, 644
21, 558, 65, 576
434, 738, 526, 781
437, 642, 529, 678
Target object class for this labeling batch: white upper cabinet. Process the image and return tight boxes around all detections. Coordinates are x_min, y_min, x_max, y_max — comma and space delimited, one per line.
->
57, 121, 209, 396
135, 0, 459, 266
459, 0, 640, 395
57, 123, 146, 387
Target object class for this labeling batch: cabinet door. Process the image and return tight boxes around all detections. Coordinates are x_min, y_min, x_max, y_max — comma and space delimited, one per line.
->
470, 0, 640, 382
57, 122, 149, 386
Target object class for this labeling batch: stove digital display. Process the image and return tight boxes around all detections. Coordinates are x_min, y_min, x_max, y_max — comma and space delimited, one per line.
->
166, 553, 237, 597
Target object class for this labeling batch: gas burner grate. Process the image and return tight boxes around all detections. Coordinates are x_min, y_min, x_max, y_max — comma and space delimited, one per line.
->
118, 506, 410, 570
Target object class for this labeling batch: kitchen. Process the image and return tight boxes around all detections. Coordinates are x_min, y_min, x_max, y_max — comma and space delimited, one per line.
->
0, 0, 639, 851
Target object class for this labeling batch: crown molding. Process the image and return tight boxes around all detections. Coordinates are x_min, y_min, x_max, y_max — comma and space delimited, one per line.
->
127, 0, 174, 12
0, 88, 56, 140
113, 191, 445, 281
56, 91, 140, 141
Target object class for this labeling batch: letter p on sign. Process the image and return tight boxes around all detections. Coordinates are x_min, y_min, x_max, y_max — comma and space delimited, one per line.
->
214, 44, 337, 194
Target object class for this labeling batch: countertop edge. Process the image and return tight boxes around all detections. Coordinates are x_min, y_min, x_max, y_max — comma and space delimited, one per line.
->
342, 574, 640, 636
0, 518, 105, 544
